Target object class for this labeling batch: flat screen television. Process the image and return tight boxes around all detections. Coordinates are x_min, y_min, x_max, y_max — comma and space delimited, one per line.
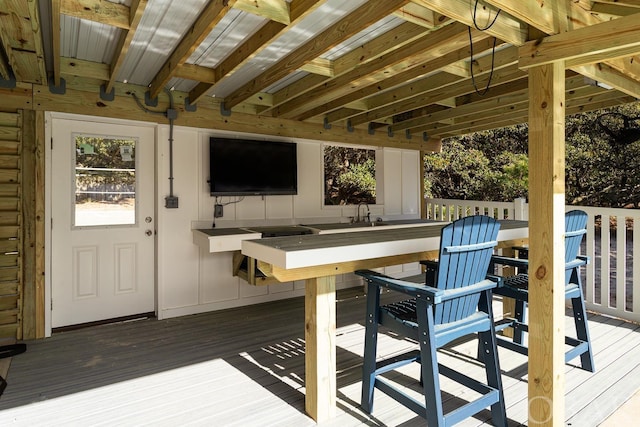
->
209, 137, 298, 196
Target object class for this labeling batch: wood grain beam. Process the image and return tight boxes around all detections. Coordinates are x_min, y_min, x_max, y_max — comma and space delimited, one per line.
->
234, 0, 290, 24
485, 0, 640, 99
527, 61, 566, 427
221, 0, 412, 110
519, 12, 640, 69
345, 47, 521, 127
411, 0, 527, 45
435, 94, 635, 138
60, 0, 130, 29
574, 62, 640, 98
105, 0, 148, 93
0, 0, 47, 84
417, 84, 620, 136
264, 21, 426, 114
275, 22, 482, 119
29, 77, 436, 150
393, 3, 438, 28
148, 0, 238, 99
188, 0, 323, 105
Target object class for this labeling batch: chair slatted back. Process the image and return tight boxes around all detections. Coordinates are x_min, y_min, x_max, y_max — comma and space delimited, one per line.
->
433, 216, 500, 324
565, 210, 588, 284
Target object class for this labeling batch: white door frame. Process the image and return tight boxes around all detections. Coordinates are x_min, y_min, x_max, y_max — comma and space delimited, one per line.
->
44, 112, 158, 336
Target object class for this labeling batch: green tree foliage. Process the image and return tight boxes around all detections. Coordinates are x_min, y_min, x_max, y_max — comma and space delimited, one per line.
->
324, 145, 376, 205
424, 101, 640, 208
75, 136, 136, 204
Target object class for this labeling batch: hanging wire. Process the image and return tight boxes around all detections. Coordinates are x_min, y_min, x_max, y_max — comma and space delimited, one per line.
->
472, 0, 501, 30
468, 0, 502, 96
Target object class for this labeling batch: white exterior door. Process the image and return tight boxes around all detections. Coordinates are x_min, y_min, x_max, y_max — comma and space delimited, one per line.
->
51, 118, 156, 328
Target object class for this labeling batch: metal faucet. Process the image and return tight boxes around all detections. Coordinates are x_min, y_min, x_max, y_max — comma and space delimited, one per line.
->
356, 202, 370, 223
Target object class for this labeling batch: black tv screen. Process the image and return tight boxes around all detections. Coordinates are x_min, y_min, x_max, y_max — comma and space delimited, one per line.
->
209, 137, 298, 196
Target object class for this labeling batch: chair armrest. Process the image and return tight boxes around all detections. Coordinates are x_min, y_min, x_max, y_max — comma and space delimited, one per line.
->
490, 255, 528, 269
577, 255, 590, 264
355, 269, 498, 304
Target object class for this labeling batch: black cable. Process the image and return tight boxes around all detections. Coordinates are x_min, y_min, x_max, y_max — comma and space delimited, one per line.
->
468, 1, 501, 96
469, 28, 498, 96
472, 0, 501, 31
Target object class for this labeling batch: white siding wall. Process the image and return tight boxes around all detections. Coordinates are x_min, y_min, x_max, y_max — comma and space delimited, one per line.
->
86, 121, 423, 319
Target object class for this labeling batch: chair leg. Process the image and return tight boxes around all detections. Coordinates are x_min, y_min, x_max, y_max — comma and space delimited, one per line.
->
513, 299, 526, 345
479, 329, 508, 427
416, 299, 445, 427
361, 282, 381, 413
480, 291, 507, 427
571, 296, 595, 372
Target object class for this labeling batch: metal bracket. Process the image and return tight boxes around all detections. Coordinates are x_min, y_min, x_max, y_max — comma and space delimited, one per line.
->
220, 102, 232, 116
368, 123, 376, 135
346, 119, 354, 133
323, 117, 332, 130
100, 84, 115, 101
405, 129, 412, 140
48, 77, 66, 95
185, 97, 197, 112
145, 91, 158, 107
422, 132, 429, 142
387, 126, 394, 138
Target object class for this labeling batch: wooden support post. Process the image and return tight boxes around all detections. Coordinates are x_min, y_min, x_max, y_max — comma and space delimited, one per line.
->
304, 275, 336, 422
527, 62, 566, 426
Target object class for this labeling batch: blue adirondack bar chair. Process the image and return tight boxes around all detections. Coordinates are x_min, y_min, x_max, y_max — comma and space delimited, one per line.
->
491, 210, 595, 372
355, 215, 507, 427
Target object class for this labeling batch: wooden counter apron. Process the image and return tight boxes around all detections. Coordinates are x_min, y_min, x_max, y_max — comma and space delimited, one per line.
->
241, 220, 529, 422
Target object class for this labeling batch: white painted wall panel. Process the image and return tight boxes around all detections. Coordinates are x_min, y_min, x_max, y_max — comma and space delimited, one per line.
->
157, 124, 420, 317
157, 126, 201, 314
382, 148, 402, 216
402, 150, 420, 215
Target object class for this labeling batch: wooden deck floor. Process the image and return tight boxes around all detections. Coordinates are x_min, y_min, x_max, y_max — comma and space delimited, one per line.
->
0, 288, 638, 426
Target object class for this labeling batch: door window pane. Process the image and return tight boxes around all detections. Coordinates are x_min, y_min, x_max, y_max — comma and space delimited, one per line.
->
74, 134, 137, 227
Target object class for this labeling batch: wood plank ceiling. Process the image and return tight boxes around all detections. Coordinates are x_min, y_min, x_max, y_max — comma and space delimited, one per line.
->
0, 0, 639, 143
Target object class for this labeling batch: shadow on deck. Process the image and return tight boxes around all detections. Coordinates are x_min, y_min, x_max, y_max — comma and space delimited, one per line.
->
0, 288, 638, 426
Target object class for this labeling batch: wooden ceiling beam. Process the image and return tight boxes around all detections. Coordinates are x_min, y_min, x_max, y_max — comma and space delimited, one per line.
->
264, 21, 426, 113
411, 0, 527, 45
590, 1, 640, 16
60, 0, 130, 29
234, 0, 291, 24
574, 63, 640, 98
485, 0, 640, 100
104, 0, 148, 93
0, 0, 47, 84
188, 0, 324, 105
275, 22, 483, 119
221, 0, 413, 110
345, 47, 521, 127
432, 91, 636, 138
412, 80, 599, 134
393, 3, 438, 28
519, 12, 640, 69
300, 39, 506, 124
148, 0, 238, 99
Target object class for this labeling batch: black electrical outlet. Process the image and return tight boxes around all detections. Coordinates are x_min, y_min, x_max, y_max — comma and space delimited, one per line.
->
165, 196, 179, 209
214, 204, 223, 218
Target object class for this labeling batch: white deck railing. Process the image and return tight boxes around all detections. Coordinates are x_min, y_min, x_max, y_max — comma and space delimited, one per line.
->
425, 197, 640, 324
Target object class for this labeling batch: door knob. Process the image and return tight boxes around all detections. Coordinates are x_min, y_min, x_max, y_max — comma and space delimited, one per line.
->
145, 230, 153, 236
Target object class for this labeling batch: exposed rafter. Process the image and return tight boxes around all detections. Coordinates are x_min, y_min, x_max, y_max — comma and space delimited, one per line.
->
221, 0, 413, 110
148, 0, 239, 99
